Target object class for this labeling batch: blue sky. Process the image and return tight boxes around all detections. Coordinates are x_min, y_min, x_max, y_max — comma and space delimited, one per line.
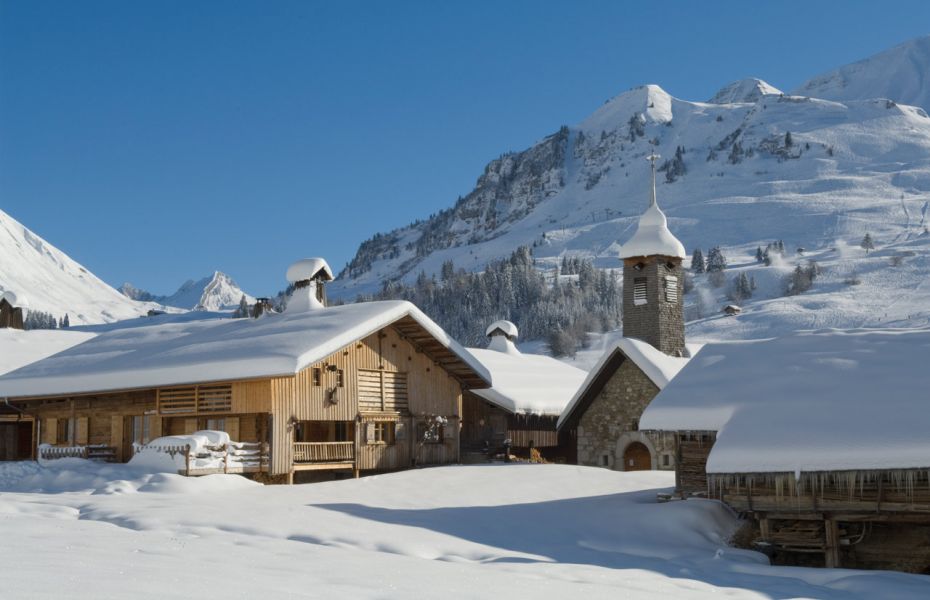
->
2, 1, 929, 296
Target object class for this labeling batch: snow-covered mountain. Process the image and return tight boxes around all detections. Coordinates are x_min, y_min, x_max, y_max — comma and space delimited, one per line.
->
0, 208, 151, 325
707, 78, 782, 104
331, 37, 930, 339
794, 35, 930, 112
120, 272, 255, 311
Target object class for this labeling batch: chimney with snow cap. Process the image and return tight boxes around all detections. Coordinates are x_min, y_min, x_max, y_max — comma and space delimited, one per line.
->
285, 258, 334, 313
485, 320, 520, 354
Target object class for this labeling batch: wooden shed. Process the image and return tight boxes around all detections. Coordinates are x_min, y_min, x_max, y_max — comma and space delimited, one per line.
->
640, 328, 930, 572
0, 299, 490, 483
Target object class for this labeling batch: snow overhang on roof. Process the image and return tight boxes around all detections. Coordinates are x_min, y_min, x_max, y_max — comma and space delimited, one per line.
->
557, 338, 698, 430
0, 300, 491, 398
639, 328, 930, 475
286, 258, 334, 283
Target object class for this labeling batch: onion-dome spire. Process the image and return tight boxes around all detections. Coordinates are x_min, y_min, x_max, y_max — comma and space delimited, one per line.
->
618, 152, 686, 259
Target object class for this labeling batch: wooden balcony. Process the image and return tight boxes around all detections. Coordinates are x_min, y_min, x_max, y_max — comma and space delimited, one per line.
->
293, 441, 355, 471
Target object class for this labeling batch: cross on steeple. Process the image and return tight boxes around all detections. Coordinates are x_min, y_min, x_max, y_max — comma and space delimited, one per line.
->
646, 151, 661, 206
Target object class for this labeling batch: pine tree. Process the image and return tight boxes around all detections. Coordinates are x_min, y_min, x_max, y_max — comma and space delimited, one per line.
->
785, 131, 793, 147
861, 233, 875, 253
691, 248, 705, 273
706, 246, 728, 272
62, 314, 70, 328
755, 246, 764, 263
233, 295, 250, 318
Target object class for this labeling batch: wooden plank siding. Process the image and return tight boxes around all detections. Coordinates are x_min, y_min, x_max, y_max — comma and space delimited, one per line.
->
269, 326, 465, 475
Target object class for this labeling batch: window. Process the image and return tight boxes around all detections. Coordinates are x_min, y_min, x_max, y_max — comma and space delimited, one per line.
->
336, 369, 344, 388
633, 277, 647, 305
662, 454, 672, 467
371, 422, 395, 445
665, 275, 679, 303
130, 416, 151, 445
312, 368, 322, 386
630, 419, 639, 432
57, 418, 74, 445
203, 418, 226, 432
334, 421, 351, 442
601, 454, 609, 467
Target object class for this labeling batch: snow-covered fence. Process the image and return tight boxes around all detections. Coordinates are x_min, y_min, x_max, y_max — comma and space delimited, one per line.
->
38, 444, 118, 463
132, 439, 268, 476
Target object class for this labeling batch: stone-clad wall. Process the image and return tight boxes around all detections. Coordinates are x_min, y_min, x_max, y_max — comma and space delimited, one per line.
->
622, 256, 684, 356
576, 358, 675, 470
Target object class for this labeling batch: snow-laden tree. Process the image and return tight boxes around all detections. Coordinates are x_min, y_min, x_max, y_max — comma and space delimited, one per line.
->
861, 233, 875, 253
691, 248, 705, 273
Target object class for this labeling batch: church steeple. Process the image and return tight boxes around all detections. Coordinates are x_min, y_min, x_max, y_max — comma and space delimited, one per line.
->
620, 153, 686, 357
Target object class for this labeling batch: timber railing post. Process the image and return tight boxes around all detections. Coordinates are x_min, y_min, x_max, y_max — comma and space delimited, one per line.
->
185, 444, 192, 476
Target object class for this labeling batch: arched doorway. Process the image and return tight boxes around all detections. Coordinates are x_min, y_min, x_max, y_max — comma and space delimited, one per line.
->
622, 442, 651, 471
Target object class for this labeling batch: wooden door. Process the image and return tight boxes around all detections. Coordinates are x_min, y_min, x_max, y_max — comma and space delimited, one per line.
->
622, 442, 651, 471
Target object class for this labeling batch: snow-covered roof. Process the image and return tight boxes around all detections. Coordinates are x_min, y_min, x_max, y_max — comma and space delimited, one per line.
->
640, 328, 930, 474
485, 320, 518, 338
557, 338, 698, 429
286, 258, 334, 283
0, 300, 491, 398
466, 347, 588, 415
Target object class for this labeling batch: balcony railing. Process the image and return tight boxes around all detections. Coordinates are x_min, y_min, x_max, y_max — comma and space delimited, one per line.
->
293, 441, 354, 463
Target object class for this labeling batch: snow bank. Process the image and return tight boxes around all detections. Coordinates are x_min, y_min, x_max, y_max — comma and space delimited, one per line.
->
467, 348, 588, 414
0, 300, 490, 397
641, 327, 930, 474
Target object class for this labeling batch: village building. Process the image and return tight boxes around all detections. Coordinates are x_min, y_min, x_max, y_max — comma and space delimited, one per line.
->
0, 291, 25, 330
557, 337, 694, 471
557, 152, 696, 471
460, 320, 588, 462
640, 328, 930, 573
0, 259, 491, 482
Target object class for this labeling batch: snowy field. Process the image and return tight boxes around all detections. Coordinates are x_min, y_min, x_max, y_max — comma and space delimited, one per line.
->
1, 462, 927, 599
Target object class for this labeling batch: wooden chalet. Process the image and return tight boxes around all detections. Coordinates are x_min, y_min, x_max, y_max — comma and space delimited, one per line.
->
0, 259, 490, 483
461, 321, 587, 462
640, 328, 930, 572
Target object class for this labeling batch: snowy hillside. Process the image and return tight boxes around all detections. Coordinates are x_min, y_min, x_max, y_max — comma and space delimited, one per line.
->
121, 271, 255, 311
795, 35, 930, 112
332, 39, 930, 340
0, 209, 153, 325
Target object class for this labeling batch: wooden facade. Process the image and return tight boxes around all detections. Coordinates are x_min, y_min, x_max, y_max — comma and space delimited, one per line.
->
664, 431, 930, 572
0, 298, 24, 330
2, 321, 483, 483
461, 392, 573, 462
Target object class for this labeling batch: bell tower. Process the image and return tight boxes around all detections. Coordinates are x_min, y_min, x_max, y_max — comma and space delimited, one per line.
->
620, 153, 686, 356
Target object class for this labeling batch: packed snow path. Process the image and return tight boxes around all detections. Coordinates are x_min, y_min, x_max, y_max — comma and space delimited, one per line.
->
0, 462, 927, 599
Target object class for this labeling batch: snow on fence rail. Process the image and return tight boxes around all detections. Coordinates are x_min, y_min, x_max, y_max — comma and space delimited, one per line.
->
38, 444, 117, 462
132, 440, 269, 476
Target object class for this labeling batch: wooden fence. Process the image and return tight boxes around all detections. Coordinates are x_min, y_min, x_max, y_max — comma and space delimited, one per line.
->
293, 441, 354, 463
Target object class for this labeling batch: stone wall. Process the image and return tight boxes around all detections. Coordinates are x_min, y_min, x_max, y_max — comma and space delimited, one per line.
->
576, 358, 675, 471
622, 256, 684, 356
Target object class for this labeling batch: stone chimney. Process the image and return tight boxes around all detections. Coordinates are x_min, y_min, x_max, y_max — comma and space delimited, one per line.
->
486, 320, 520, 354
251, 297, 274, 318
285, 258, 335, 313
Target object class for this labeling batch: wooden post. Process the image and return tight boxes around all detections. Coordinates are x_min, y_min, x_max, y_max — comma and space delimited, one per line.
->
223, 444, 229, 474
824, 518, 840, 569
759, 516, 770, 542
287, 470, 294, 485
185, 444, 191, 477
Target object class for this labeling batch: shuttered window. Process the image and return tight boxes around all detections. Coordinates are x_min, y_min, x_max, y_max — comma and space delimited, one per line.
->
158, 384, 232, 415
665, 275, 679, 303
357, 370, 408, 413
633, 277, 647, 305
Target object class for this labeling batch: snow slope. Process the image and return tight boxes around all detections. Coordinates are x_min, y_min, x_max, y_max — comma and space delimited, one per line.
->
707, 78, 783, 104
120, 271, 256, 311
795, 35, 930, 112
0, 209, 153, 325
0, 462, 926, 599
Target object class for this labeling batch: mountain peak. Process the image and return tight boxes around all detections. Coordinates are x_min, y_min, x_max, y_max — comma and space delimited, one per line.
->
708, 78, 782, 104
581, 84, 674, 133
793, 35, 930, 112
